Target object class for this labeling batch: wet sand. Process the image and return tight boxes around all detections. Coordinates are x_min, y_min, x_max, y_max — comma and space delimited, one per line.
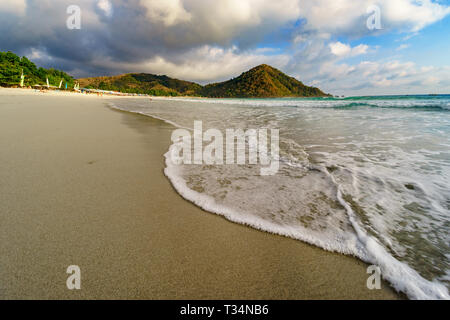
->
0, 89, 401, 299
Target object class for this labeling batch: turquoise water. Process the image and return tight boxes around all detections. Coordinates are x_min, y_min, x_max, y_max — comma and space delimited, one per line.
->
111, 94, 450, 299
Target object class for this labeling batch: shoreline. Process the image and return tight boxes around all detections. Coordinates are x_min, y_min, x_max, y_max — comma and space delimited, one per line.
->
0, 89, 401, 299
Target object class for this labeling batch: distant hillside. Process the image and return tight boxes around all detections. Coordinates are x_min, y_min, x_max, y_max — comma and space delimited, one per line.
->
0, 51, 74, 87
201, 64, 329, 98
78, 73, 202, 96
79, 64, 329, 98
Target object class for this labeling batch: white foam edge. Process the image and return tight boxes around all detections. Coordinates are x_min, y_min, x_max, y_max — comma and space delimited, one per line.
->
330, 172, 450, 300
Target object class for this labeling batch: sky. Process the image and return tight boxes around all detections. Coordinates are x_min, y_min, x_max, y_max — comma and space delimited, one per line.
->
0, 0, 449, 96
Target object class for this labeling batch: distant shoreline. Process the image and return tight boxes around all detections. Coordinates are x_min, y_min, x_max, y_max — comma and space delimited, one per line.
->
2, 87, 449, 100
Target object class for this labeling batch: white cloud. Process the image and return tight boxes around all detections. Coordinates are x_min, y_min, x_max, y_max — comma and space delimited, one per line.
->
382, 0, 450, 32
329, 42, 352, 56
97, 0, 113, 18
139, 0, 191, 26
396, 44, 410, 51
297, 0, 450, 36
29, 48, 44, 60
0, 0, 26, 15
352, 44, 369, 56
329, 42, 369, 57
422, 76, 439, 86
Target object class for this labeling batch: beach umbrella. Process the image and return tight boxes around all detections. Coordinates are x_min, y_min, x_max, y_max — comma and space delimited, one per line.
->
20, 70, 25, 87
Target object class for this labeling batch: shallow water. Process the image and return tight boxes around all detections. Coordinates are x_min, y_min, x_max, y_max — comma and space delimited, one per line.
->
110, 95, 450, 299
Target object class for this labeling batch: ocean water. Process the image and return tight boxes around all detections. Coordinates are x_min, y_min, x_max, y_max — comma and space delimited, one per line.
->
109, 95, 450, 299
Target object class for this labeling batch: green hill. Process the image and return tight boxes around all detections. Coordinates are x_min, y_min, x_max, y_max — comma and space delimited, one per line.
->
201, 64, 329, 98
79, 64, 329, 97
78, 73, 202, 96
0, 51, 74, 87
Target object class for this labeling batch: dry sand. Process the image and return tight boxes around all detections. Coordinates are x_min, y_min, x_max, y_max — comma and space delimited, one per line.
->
0, 88, 401, 299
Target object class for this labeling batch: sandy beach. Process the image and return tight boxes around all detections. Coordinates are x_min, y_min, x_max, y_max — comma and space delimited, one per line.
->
0, 88, 401, 299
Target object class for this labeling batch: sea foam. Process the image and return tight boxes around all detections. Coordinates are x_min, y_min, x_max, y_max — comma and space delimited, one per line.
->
108, 95, 450, 299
